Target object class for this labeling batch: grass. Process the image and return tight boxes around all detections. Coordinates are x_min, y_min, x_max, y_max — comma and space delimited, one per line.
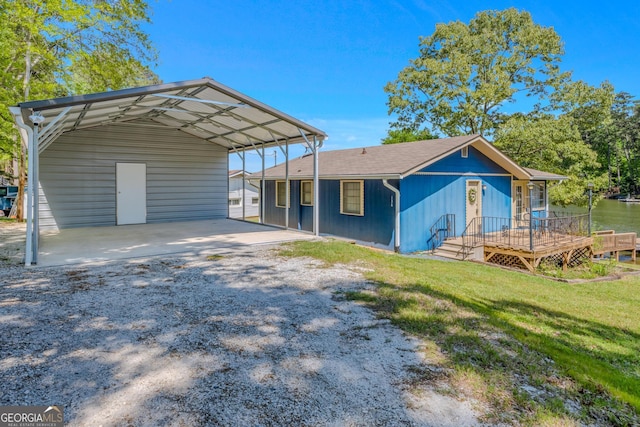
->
537, 257, 637, 280
279, 240, 640, 426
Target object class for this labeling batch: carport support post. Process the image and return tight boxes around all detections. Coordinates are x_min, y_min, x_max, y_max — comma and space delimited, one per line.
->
285, 139, 289, 230
25, 123, 36, 266
32, 121, 40, 264
242, 146, 246, 221
313, 136, 319, 236
261, 142, 265, 224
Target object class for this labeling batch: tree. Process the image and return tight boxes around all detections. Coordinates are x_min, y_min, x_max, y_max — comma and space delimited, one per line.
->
494, 113, 607, 206
0, 0, 158, 219
384, 8, 567, 137
609, 93, 640, 194
381, 128, 436, 144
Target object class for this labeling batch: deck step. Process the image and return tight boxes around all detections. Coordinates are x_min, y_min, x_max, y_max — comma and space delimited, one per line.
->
433, 239, 473, 261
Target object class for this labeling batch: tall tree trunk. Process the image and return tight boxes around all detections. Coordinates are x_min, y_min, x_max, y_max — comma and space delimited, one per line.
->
15, 140, 25, 220
14, 38, 33, 221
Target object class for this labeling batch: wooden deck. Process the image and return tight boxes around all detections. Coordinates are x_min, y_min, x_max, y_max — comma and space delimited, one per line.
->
440, 214, 639, 271
481, 231, 593, 272
592, 230, 637, 262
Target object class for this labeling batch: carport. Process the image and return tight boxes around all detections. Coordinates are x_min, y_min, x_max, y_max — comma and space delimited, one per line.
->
9, 78, 327, 266
37, 218, 317, 267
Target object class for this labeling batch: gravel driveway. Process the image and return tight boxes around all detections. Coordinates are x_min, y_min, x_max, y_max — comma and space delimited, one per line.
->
0, 227, 479, 426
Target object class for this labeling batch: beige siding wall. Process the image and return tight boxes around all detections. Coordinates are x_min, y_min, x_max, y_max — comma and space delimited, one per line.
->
39, 123, 228, 229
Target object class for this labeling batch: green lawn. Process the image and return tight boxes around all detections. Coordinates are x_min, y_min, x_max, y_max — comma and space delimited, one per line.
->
279, 240, 640, 426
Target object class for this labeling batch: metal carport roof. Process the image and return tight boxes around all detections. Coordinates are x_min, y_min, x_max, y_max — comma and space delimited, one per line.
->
12, 77, 327, 151
10, 78, 327, 266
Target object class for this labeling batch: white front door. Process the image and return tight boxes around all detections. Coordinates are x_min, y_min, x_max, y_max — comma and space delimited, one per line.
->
116, 163, 146, 225
466, 180, 482, 232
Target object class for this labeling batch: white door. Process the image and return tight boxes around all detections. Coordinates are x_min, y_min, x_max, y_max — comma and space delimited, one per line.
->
116, 163, 146, 225
466, 180, 482, 233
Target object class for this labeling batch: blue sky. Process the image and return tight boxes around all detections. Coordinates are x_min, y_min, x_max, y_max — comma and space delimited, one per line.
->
146, 0, 640, 171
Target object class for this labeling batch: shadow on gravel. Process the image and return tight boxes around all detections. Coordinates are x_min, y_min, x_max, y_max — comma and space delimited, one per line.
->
0, 252, 476, 426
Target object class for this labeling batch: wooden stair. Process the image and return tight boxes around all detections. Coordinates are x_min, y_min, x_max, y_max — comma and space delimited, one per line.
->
432, 237, 475, 261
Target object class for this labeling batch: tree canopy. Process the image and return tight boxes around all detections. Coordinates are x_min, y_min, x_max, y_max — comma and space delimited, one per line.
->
381, 128, 436, 145
384, 8, 640, 204
384, 8, 567, 138
0, 0, 159, 217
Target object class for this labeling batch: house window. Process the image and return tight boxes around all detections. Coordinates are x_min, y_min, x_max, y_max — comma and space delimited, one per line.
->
229, 198, 241, 206
515, 185, 523, 220
276, 181, 288, 208
301, 181, 313, 206
461, 146, 468, 158
340, 180, 364, 216
251, 197, 259, 205
531, 182, 545, 210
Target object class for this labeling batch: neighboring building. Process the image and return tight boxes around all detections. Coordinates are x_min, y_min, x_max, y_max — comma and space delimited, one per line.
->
228, 170, 260, 218
260, 134, 564, 253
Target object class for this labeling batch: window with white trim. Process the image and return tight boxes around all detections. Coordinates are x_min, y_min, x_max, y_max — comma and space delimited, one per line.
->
461, 146, 469, 158
229, 198, 241, 206
276, 181, 288, 208
340, 180, 364, 216
251, 197, 259, 205
515, 185, 523, 220
531, 182, 545, 211
301, 181, 313, 206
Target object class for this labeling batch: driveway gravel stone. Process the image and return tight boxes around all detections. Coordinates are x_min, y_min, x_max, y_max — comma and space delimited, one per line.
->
0, 229, 480, 426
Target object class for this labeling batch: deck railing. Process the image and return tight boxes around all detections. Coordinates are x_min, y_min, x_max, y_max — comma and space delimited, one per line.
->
461, 212, 590, 259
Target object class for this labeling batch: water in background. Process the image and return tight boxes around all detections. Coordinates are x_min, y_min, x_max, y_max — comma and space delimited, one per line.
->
552, 199, 640, 264
552, 199, 640, 235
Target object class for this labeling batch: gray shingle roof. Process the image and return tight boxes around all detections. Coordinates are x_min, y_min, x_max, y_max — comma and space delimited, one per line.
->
262, 134, 483, 179
524, 167, 567, 181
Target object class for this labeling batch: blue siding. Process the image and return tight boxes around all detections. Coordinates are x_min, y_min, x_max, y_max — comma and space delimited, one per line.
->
263, 146, 523, 254
318, 179, 395, 248
424, 146, 507, 174
263, 180, 302, 228
263, 179, 395, 248
400, 174, 512, 253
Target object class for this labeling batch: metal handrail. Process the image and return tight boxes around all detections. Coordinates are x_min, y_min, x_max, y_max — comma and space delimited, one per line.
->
427, 213, 456, 252
460, 217, 482, 260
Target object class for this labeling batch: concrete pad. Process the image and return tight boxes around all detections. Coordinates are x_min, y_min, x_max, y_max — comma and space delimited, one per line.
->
37, 219, 316, 267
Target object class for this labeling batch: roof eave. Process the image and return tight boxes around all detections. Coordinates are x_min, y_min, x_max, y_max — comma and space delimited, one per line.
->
259, 173, 402, 181
470, 136, 531, 180
529, 174, 568, 181
401, 134, 482, 177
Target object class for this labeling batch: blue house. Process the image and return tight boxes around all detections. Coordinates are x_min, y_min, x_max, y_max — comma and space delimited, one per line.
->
259, 134, 564, 253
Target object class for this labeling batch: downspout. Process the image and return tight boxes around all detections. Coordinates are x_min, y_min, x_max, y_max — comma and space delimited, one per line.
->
9, 107, 34, 266
382, 179, 400, 252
